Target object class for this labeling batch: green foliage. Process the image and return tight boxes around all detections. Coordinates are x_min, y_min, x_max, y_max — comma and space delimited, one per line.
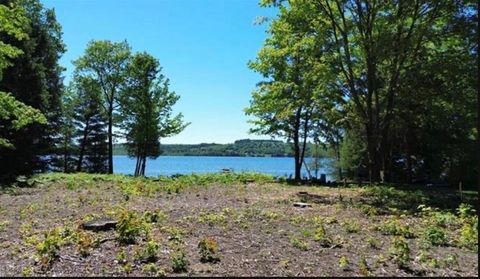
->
75, 231, 94, 257
0, 0, 65, 179
313, 226, 332, 247
376, 218, 414, 238
198, 211, 226, 226
119, 52, 188, 176
362, 186, 427, 212
170, 248, 189, 273
36, 228, 63, 268
359, 256, 369, 276
342, 219, 360, 233
113, 139, 327, 157
456, 218, 478, 251
422, 226, 447, 246
0, 92, 46, 149
389, 236, 411, 268
338, 256, 349, 270
73, 40, 131, 173
198, 238, 220, 263
116, 210, 146, 244
143, 210, 168, 224
142, 263, 166, 276
290, 237, 308, 251
0, 1, 28, 75
136, 240, 160, 263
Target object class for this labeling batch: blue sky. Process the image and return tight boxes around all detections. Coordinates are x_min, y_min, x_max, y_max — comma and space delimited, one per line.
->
42, 0, 277, 144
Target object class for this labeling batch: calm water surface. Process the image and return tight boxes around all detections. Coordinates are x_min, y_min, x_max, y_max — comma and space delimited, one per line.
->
114, 155, 332, 179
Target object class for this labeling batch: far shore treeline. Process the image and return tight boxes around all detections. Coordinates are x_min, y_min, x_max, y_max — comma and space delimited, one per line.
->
113, 139, 329, 158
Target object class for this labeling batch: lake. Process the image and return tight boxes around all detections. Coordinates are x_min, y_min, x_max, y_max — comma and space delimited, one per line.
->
114, 155, 332, 180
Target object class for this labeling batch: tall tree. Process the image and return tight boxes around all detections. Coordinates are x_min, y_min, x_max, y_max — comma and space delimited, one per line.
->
119, 52, 188, 176
72, 76, 108, 173
0, 1, 47, 180
73, 40, 131, 174
0, 0, 65, 176
53, 83, 77, 173
247, 1, 336, 181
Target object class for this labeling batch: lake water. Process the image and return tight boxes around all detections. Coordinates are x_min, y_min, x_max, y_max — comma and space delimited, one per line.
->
114, 155, 332, 179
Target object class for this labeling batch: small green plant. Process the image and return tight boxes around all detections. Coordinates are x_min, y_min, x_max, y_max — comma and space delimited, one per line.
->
359, 256, 369, 276
76, 231, 94, 257
360, 204, 378, 216
143, 210, 167, 224
457, 203, 475, 219
456, 219, 478, 251
22, 265, 32, 276
36, 228, 63, 268
375, 254, 387, 267
376, 218, 414, 238
116, 210, 145, 244
171, 249, 189, 273
422, 226, 447, 246
290, 215, 307, 225
290, 237, 309, 251
116, 248, 128, 265
342, 219, 360, 233
142, 263, 166, 276
313, 226, 332, 247
366, 236, 380, 249
161, 226, 185, 243
136, 240, 160, 263
339, 255, 349, 270
198, 237, 220, 263
389, 236, 410, 268
198, 211, 226, 226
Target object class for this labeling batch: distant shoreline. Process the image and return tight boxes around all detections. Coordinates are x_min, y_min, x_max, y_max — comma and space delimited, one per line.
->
112, 139, 329, 158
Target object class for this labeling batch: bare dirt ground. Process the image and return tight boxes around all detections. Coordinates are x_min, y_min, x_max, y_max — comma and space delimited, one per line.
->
0, 173, 477, 277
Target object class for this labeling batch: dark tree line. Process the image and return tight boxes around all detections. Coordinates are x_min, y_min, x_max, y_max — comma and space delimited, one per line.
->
248, 0, 478, 185
0, 0, 187, 181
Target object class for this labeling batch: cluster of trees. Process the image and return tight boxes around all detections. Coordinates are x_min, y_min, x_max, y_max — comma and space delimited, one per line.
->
247, 0, 478, 185
114, 139, 329, 157
0, 0, 187, 181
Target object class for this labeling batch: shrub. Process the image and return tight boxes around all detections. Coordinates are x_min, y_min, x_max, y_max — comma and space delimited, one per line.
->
456, 219, 478, 251
76, 231, 94, 257
36, 228, 63, 268
116, 210, 145, 244
389, 236, 410, 268
142, 263, 166, 276
198, 238, 220, 263
376, 218, 414, 238
313, 226, 332, 247
422, 226, 447, 246
171, 249, 189, 273
136, 241, 160, 263
457, 203, 475, 219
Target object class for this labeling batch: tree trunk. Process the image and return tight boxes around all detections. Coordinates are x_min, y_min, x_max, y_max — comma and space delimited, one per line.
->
107, 109, 113, 174
77, 120, 90, 172
293, 133, 301, 181
477, 2, 480, 188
